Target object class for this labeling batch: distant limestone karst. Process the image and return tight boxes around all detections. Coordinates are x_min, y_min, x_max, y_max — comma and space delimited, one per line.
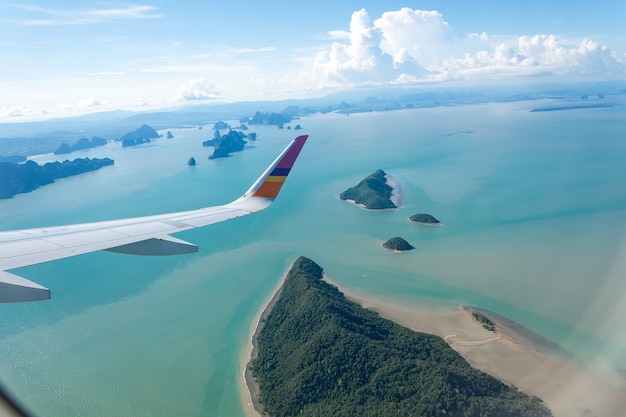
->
187, 157, 196, 166
408, 213, 441, 225
203, 130, 249, 159
55, 136, 108, 155
383, 236, 415, 252
119, 124, 160, 147
339, 169, 397, 210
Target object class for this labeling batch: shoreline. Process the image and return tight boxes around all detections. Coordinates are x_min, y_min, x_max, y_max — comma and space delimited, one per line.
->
241, 271, 626, 417
239, 269, 290, 417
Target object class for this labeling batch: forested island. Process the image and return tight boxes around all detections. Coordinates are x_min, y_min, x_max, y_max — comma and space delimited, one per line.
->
0, 157, 114, 199
339, 169, 397, 210
249, 256, 552, 417
383, 236, 415, 251
409, 213, 442, 225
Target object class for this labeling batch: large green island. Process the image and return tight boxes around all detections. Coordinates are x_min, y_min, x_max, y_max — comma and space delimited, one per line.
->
249, 257, 551, 417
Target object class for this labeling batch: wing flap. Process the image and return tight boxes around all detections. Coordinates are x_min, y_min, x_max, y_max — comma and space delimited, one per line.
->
0, 271, 51, 303
106, 236, 198, 256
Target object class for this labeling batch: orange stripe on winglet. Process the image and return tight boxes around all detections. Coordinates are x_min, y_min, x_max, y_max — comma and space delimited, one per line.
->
253, 181, 285, 199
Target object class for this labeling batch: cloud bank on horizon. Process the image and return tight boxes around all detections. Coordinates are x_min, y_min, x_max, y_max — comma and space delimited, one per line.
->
1, 5, 624, 121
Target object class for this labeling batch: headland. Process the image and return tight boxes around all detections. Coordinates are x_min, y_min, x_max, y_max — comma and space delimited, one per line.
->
241, 259, 626, 417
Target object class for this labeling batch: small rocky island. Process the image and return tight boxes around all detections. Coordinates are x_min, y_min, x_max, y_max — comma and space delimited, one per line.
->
339, 169, 397, 210
409, 213, 441, 225
0, 157, 114, 199
383, 236, 415, 252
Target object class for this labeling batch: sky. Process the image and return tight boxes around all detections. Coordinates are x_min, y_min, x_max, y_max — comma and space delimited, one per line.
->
1, 0, 625, 122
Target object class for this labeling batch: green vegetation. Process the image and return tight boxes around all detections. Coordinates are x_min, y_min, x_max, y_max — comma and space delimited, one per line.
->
471, 310, 497, 332
383, 236, 415, 251
409, 213, 441, 225
252, 257, 552, 417
339, 169, 397, 209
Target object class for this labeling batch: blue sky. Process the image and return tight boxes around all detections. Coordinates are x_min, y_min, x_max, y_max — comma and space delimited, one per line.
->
1, 1, 625, 121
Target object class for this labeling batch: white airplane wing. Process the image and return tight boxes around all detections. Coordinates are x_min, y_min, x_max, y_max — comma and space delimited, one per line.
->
0, 135, 309, 303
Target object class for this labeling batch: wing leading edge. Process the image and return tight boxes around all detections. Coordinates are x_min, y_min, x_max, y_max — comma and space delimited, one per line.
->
0, 135, 309, 303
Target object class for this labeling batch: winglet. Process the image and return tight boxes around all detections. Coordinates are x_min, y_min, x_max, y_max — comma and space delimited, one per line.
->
242, 135, 308, 200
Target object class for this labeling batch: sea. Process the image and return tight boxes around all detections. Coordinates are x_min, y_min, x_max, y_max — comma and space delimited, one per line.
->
1, 99, 625, 416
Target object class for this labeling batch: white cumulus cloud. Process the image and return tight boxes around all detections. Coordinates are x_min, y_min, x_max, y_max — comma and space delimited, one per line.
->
175, 78, 221, 101
307, 8, 625, 88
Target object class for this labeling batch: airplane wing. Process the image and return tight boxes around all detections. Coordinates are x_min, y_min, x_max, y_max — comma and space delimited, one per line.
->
0, 135, 309, 303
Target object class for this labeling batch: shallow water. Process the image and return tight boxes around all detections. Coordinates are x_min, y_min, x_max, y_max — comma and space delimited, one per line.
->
1, 99, 626, 416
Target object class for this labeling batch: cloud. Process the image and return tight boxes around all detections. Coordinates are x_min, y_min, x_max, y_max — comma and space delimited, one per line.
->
15, 4, 163, 26
310, 9, 426, 87
78, 97, 102, 108
307, 8, 626, 88
175, 78, 221, 101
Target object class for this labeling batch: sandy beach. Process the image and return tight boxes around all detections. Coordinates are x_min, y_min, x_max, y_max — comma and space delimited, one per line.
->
331, 280, 626, 417
239, 268, 290, 417
240, 270, 626, 417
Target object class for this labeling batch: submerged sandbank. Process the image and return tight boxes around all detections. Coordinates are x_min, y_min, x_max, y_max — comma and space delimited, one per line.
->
241, 271, 626, 417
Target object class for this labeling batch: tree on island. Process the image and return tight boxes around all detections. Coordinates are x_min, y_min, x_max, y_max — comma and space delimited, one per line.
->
251, 257, 552, 417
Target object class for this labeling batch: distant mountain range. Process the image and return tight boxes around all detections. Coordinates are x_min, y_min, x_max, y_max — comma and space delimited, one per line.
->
1, 80, 624, 158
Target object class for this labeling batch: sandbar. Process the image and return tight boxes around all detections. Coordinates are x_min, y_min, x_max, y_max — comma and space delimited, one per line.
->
240, 273, 626, 417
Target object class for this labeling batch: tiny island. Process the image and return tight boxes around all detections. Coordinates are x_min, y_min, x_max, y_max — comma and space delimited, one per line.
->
409, 213, 441, 225
339, 169, 397, 210
247, 257, 552, 417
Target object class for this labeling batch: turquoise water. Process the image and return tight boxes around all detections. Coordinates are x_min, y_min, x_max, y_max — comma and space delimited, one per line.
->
1, 100, 626, 416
